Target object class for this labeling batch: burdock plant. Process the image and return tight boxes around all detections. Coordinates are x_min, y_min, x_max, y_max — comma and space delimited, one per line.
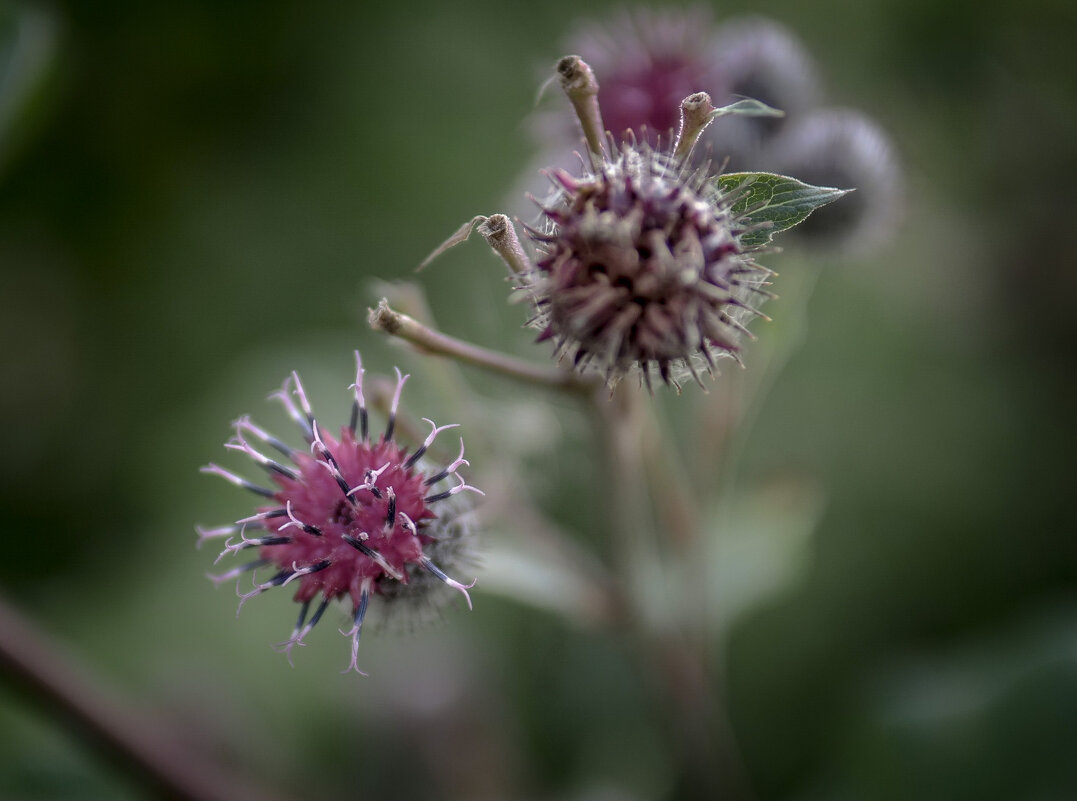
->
191, 38, 843, 690
364, 52, 849, 798
188, 41, 852, 800
0, 18, 882, 801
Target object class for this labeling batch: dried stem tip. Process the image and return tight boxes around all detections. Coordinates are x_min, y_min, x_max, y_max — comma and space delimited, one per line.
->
556, 55, 606, 160
673, 92, 717, 165
478, 214, 533, 276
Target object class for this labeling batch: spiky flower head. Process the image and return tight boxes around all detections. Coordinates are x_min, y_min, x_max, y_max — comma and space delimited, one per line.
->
525, 141, 771, 390
198, 352, 481, 675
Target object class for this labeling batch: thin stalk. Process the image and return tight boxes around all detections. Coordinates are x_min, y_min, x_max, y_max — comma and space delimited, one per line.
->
478, 214, 533, 277
556, 55, 606, 163
641, 401, 700, 549
589, 388, 719, 799
591, 385, 755, 801
369, 299, 598, 394
673, 92, 717, 166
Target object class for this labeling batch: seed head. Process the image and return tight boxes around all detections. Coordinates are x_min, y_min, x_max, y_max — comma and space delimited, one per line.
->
524, 145, 772, 390
197, 352, 481, 675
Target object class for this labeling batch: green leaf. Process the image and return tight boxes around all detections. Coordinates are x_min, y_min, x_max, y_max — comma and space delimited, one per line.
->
714, 172, 850, 247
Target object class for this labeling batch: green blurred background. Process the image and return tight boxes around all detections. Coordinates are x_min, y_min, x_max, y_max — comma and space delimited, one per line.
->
1, 0, 1075, 799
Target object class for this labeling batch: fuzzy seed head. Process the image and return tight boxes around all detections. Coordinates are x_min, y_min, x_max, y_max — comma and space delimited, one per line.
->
527, 147, 771, 388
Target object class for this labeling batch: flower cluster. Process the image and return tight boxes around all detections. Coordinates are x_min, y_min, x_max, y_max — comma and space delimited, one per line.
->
198, 353, 480, 674
197, 16, 857, 674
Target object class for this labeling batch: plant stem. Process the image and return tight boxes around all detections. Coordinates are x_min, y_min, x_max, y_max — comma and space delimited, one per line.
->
556, 55, 606, 162
478, 214, 533, 277
591, 386, 754, 801
0, 592, 287, 801
369, 299, 598, 394
673, 92, 717, 166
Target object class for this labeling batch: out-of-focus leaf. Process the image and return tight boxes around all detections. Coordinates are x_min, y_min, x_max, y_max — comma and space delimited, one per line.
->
806, 604, 1077, 800
0, 3, 59, 174
705, 475, 825, 636
709, 98, 785, 120
478, 529, 618, 627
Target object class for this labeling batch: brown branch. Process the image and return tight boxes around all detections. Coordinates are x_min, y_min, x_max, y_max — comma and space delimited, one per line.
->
0, 591, 289, 801
368, 299, 598, 395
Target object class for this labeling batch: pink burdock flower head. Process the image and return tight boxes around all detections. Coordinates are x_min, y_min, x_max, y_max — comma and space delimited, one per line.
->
198, 352, 481, 675
551, 8, 817, 163
524, 142, 773, 390
570, 7, 725, 148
